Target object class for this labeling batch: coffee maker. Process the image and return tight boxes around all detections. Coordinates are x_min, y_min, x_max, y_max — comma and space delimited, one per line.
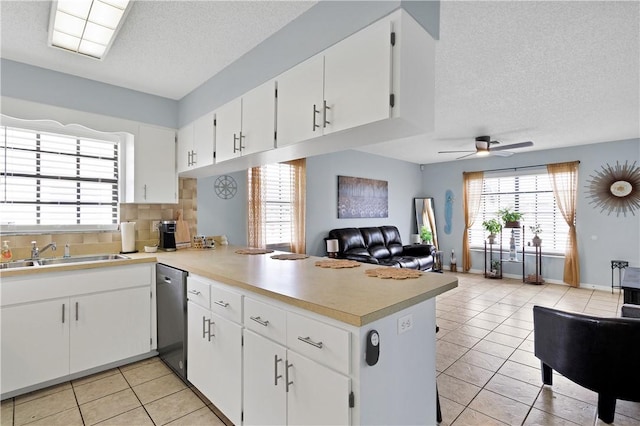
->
159, 220, 177, 251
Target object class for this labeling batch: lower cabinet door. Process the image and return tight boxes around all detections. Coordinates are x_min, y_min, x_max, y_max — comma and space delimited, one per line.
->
70, 287, 151, 373
243, 330, 287, 425
287, 350, 351, 425
1, 298, 70, 393
187, 301, 216, 397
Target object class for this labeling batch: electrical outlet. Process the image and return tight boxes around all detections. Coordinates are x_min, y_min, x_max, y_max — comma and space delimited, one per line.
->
398, 314, 413, 334
151, 221, 160, 232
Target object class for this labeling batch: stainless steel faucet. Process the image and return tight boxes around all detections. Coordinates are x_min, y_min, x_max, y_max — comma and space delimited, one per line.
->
31, 241, 57, 259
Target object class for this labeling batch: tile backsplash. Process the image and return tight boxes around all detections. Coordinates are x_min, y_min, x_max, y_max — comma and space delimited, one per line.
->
1, 178, 197, 259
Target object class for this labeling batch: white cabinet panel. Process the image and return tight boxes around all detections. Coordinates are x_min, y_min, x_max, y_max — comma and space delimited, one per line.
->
323, 15, 392, 134
70, 287, 151, 374
177, 123, 194, 173
287, 350, 351, 426
193, 112, 215, 169
214, 98, 242, 163
243, 330, 287, 426
241, 82, 276, 156
187, 301, 216, 397
0, 299, 70, 393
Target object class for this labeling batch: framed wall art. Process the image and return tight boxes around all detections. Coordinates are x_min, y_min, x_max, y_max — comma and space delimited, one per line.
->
338, 176, 388, 218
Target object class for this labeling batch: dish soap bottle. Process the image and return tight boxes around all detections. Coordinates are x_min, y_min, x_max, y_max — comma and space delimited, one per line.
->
1, 241, 12, 262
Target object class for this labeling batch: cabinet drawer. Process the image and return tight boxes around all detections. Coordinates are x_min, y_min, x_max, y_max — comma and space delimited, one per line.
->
244, 297, 286, 345
187, 276, 210, 309
287, 312, 350, 375
210, 284, 242, 324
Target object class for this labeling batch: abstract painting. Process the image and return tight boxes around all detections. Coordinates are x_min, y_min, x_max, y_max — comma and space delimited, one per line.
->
338, 176, 388, 218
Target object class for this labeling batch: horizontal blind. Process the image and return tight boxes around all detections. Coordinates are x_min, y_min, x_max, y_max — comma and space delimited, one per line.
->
468, 170, 569, 254
263, 163, 293, 249
0, 126, 119, 228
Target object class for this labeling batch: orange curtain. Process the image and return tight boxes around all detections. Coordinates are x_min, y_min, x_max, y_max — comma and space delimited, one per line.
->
286, 159, 306, 254
547, 161, 580, 286
247, 167, 265, 248
462, 171, 484, 271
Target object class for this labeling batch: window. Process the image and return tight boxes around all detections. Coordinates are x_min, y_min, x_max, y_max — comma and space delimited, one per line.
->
247, 160, 306, 253
0, 126, 119, 231
468, 168, 570, 254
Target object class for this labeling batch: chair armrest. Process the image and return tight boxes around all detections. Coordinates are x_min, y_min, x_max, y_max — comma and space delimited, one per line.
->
402, 244, 435, 257
621, 304, 640, 318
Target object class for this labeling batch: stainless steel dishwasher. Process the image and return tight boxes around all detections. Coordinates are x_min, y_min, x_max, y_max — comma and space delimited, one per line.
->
156, 263, 188, 382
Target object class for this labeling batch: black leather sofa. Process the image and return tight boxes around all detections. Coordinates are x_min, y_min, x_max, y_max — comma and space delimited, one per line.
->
533, 305, 640, 424
327, 226, 436, 270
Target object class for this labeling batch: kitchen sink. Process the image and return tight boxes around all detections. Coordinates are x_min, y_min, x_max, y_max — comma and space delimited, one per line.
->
1, 254, 130, 269
37, 254, 130, 266
0, 260, 38, 269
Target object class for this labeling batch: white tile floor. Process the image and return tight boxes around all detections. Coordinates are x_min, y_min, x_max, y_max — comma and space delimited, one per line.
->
2, 272, 639, 425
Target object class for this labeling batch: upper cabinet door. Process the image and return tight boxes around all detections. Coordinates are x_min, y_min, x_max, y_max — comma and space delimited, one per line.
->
177, 123, 194, 174
276, 56, 324, 147
323, 16, 393, 135
193, 111, 215, 169
241, 81, 277, 156
215, 98, 242, 163
136, 124, 177, 203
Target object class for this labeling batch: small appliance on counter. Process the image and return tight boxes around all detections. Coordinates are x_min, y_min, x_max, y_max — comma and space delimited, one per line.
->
159, 220, 177, 251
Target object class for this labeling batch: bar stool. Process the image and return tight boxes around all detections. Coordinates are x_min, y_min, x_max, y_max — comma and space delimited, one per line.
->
611, 260, 629, 294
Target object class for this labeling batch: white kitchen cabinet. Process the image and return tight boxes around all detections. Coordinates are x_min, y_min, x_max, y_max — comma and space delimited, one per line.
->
125, 124, 177, 203
177, 112, 215, 173
276, 14, 392, 147
215, 82, 276, 163
186, 279, 243, 426
70, 287, 151, 374
0, 298, 70, 393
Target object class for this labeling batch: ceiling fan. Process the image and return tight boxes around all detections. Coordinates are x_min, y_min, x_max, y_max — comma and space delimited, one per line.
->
438, 136, 534, 160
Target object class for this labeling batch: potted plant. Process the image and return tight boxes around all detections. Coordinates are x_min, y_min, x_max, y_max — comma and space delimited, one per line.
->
491, 259, 501, 276
529, 224, 542, 246
420, 226, 432, 244
482, 219, 502, 244
498, 207, 523, 228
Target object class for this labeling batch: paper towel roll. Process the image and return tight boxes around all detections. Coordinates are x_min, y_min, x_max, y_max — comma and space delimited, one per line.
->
121, 222, 136, 253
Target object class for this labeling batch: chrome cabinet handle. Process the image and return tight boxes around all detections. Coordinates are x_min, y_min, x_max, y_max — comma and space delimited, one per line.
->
214, 300, 229, 308
285, 361, 293, 392
202, 315, 207, 339
62, 303, 65, 324
274, 355, 282, 386
144, 184, 147, 200
202, 316, 214, 341
207, 318, 214, 341
187, 151, 192, 166
233, 134, 239, 153
188, 289, 201, 295
75, 302, 79, 321
312, 104, 320, 131
250, 316, 269, 327
298, 336, 323, 349
239, 131, 245, 151
323, 100, 331, 128
191, 150, 197, 165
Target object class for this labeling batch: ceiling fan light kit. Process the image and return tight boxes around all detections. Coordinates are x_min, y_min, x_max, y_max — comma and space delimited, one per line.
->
438, 135, 534, 160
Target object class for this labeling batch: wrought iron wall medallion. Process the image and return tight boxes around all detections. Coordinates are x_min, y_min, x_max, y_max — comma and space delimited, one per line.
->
586, 160, 640, 217
214, 175, 237, 199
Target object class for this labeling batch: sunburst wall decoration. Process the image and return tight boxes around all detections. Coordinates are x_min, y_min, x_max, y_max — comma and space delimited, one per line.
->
586, 160, 640, 217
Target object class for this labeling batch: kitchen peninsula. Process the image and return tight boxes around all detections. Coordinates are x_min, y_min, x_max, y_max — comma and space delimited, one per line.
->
151, 246, 456, 425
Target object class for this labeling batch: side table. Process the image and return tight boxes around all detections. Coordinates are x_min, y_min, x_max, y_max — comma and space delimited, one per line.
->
611, 260, 629, 294
622, 267, 640, 304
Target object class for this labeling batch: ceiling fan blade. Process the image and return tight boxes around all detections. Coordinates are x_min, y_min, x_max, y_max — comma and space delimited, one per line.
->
491, 150, 514, 157
456, 152, 477, 160
438, 150, 475, 154
491, 141, 533, 151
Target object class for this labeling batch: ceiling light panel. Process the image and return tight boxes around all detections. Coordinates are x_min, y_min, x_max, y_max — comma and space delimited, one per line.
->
48, 0, 131, 60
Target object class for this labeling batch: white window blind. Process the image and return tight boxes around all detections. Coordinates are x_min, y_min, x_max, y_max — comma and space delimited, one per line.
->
262, 163, 294, 250
468, 169, 569, 254
0, 126, 119, 231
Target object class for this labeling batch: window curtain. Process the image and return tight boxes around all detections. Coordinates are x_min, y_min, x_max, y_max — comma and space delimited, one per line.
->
462, 171, 484, 271
547, 161, 580, 287
247, 167, 265, 248
286, 159, 306, 254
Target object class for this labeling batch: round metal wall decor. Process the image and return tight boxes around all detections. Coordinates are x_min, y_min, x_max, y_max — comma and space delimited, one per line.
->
586, 160, 640, 217
214, 175, 237, 199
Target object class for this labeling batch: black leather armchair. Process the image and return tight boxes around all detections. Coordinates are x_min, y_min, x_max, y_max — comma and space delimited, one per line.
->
533, 305, 640, 423
327, 226, 436, 270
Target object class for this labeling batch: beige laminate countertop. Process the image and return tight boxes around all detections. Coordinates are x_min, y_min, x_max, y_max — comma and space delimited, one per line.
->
149, 246, 457, 327
1, 246, 457, 327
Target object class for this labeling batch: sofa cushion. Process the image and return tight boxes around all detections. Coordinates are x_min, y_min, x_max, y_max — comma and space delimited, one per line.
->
329, 228, 365, 253
380, 226, 404, 256
360, 227, 391, 260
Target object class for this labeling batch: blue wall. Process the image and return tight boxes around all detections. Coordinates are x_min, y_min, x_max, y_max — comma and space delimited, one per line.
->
421, 138, 640, 289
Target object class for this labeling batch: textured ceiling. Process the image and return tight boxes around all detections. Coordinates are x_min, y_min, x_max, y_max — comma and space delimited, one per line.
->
0, 0, 316, 100
1, 1, 638, 164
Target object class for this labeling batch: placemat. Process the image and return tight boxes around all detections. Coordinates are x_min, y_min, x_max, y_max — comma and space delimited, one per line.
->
365, 268, 422, 280
271, 254, 309, 261
314, 259, 361, 269
235, 248, 275, 255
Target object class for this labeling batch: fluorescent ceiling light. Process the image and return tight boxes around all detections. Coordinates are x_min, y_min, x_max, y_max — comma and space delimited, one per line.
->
48, 0, 131, 60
